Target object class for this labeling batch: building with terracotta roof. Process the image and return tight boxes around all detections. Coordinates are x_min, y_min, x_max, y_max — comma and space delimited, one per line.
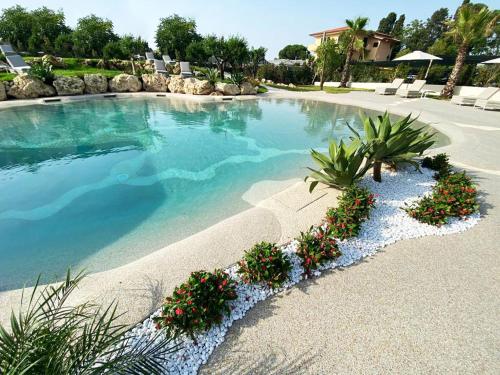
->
308, 26, 399, 62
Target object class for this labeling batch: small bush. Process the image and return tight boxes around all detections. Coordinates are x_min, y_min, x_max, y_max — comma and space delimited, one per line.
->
204, 68, 219, 85
296, 226, 341, 275
326, 185, 376, 240
230, 72, 246, 85
421, 153, 452, 179
29, 61, 55, 83
154, 270, 237, 338
237, 242, 292, 288
406, 172, 479, 226
338, 185, 375, 221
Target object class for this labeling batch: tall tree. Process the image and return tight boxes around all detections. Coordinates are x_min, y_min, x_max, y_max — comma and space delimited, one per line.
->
248, 46, 267, 78
278, 44, 310, 60
441, 4, 498, 97
225, 36, 249, 72
155, 15, 199, 60
0, 6, 34, 51
402, 20, 430, 51
391, 14, 406, 38
186, 39, 210, 63
29, 7, 68, 52
72, 15, 116, 57
377, 12, 397, 34
340, 17, 369, 87
426, 8, 451, 46
315, 38, 342, 90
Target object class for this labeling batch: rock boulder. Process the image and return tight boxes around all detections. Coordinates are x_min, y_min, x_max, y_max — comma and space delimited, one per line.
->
84, 74, 108, 94
7, 75, 56, 99
240, 82, 257, 95
215, 82, 240, 96
168, 76, 185, 94
142, 74, 170, 92
184, 78, 214, 95
0, 82, 6, 101
108, 74, 142, 92
53, 76, 85, 96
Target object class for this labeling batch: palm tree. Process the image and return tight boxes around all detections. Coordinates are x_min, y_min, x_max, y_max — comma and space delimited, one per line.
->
441, 4, 498, 98
340, 17, 369, 88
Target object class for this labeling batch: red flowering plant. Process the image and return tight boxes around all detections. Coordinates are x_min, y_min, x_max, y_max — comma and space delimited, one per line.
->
295, 226, 341, 275
405, 172, 479, 226
326, 185, 376, 240
237, 242, 292, 289
153, 269, 237, 338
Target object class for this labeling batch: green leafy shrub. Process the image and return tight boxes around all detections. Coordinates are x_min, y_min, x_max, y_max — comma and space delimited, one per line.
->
305, 139, 369, 192
230, 72, 246, 85
237, 242, 292, 288
256, 63, 313, 85
154, 270, 237, 338
406, 172, 479, 226
296, 226, 341, 275
0, 270, 178, 374
338, 185, 375, 221
29, 61, 55, 83
326, 185, 376, 239
204, 68, 219, 85
350, 112, 435, 182
421, 153, 452, 179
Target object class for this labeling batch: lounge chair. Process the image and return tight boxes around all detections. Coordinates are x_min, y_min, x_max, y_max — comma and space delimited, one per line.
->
0, 43, 15, 56
451, 87, 499, 106
162, 55, 174, 65
145, 52, 155, 62
375, 78, 404, 95
5, 54, 31, 73
474, 88, 500, 110
180, 61, 193, 78
153, 59, 169, 75
397, 80, 426, 98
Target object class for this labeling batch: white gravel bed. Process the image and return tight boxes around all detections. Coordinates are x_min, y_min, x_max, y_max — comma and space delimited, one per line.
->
125, 168, 480, 374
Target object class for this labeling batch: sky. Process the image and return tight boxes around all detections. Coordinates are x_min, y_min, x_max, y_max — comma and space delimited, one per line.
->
3, 0, 500, 58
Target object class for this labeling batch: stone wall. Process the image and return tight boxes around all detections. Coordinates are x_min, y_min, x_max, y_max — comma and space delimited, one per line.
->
0, 73, 258, 101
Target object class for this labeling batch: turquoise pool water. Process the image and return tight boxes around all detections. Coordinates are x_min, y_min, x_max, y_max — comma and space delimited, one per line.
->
0, 97, 444, 290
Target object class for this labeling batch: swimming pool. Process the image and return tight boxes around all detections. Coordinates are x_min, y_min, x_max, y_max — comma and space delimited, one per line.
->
0, 97, 446, 290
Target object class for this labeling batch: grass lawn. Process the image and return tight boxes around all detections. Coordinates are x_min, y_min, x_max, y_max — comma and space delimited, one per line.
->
267, 83, 374, 94
52, 67, 122, 78
0, 72, 15, 81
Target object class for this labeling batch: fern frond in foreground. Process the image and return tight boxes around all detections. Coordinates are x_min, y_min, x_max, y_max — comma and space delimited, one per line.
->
0, 270, 179, 375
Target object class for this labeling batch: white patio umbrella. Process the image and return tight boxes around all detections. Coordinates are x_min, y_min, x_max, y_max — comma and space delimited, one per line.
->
482, 57, 500, 64
393, 50, 443, 79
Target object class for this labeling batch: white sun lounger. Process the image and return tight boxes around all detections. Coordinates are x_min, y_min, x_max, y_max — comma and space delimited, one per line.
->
162, 55, 174, 65
375, 78, 404, 95
397, 80, 426, 98
145, 52, 155, 62
0, 43, 16, 56
451, 87, 499, 106
5, 54, 31, 73
153, 59, 169, 75
474, 87, 500, 110
180, 61, 193, 78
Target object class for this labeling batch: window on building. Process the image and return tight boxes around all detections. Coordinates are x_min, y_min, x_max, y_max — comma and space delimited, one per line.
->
373, 41, 379, 48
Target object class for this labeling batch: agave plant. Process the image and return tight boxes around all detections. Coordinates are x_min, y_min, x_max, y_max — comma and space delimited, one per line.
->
204, 68, 219, 86
305, 138, 369, 192
0, 270, 179, 375
230, 72, 246, 86
349, 112, 435, 182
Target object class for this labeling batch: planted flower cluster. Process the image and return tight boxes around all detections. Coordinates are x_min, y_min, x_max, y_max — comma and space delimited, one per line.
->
326, 185, 376, 239
406, 155, 479, 226
153, 269, 237, 338
295, 225, 342, 275
237, 241, 292, 289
